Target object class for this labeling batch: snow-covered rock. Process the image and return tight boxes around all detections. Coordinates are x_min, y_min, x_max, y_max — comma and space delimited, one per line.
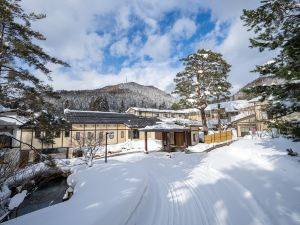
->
8, 191, 27, 210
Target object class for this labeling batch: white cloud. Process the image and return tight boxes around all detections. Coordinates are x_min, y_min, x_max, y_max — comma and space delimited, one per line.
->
172, 18, 197, 39
140, 34, 171, 61
48, 61, 181, 91
110, 38, 129, 56
196, 18, 275, 95
20, 0, 274, 95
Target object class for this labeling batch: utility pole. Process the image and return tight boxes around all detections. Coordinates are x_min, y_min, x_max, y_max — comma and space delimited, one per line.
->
217, 95, 221, 132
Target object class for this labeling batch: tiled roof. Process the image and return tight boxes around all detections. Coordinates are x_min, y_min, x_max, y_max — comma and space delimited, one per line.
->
64, 110, 159, 128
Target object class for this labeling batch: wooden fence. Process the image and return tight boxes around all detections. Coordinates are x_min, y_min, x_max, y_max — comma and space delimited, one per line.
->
204, 131, 232, 144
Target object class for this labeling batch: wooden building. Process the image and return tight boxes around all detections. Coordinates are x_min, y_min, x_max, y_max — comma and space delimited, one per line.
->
126, 107, 201, 121
18, 110, 201, 161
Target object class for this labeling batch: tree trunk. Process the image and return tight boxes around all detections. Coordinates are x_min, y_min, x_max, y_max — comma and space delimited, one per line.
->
200, 108, 208, 134
217, 95, 221, 132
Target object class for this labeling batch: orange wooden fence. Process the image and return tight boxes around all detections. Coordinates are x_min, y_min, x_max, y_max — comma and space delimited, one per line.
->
204, 131, 232, 144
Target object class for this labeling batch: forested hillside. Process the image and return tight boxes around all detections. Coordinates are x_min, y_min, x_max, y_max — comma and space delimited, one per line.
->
50, 82, 176, 114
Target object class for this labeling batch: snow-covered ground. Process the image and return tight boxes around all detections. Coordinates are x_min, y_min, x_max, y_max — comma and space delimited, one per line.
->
5, 137, 300, 225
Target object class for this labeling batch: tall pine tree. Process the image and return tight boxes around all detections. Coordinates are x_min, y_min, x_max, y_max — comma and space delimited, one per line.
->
0, 0, 69, 146
241, 0, 300, 138
0, 0, 68, 113
173, 49, 231, 132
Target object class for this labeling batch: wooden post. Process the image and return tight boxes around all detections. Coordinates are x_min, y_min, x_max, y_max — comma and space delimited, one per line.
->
184, 131, 188, 148
145, 132, 148, 154
162, 132, 165, 150
167, 132, 170, 153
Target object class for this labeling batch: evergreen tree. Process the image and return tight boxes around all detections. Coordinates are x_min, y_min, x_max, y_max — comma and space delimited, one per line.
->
119, 99, 125, 113
241, 0, 300, 138
171, 102, 181, 110
0, 0, 68, 113
173, 49, 231, 132
159, 102, 166, 109
103, 97, 109, 112
0, 0, 69, 150
89, 96, 110, 111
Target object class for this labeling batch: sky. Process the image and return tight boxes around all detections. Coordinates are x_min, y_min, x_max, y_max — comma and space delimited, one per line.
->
22, 0, 275, 94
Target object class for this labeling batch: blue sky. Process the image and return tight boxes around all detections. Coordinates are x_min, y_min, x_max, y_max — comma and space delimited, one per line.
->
22, 0, 275, 94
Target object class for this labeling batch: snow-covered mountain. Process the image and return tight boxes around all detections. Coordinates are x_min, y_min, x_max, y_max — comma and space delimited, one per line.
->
50, 82, 176, 114
232, 76, 283, 100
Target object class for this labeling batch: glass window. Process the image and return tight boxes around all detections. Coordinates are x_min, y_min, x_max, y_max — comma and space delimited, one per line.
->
133, 130, 139, 139
121, 131, 124, 138
35, 129, 41, 138
87, 132, 93, 139
76, 132, 80, 140
193, 133, 196, 142
99, 132, 103, 140
65, 130, 70, 137
55, 131, 61, 138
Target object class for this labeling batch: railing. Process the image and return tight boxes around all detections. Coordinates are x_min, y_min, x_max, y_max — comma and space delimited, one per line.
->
204, 131, 232, 144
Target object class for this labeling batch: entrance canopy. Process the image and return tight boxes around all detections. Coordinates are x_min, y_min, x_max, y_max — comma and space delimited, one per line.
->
139, 121, 191, 153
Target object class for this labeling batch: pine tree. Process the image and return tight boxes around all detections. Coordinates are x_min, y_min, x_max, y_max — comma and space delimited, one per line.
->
89, 96, 110, 111
241, 0, 300, 138
0, 0, 68, 113
173, 49, 231, 132
171, 102, 181, 110
0, 0, 69, 149
159, 102, 166, 109
103, 97, 109, 112
119, 100, 125, 113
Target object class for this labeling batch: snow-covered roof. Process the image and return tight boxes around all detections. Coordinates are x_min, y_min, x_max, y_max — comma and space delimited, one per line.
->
0, 105, 8, 113
205, 100, 252, 112
230, 112, 255, 123
64, 109, 121, 115
0, 115, 27, 126
207, 119, 229, 128
126, 107, 200, 114
160, 118, 202, 126
140, 117, 201, 132
140, 121, 189, 132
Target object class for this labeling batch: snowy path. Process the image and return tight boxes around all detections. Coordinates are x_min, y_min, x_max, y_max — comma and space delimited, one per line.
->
126, 154, 274, 225
5, 137, 300, 225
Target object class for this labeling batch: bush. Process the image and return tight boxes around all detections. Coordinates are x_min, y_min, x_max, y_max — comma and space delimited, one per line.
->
286, 148, 298, 157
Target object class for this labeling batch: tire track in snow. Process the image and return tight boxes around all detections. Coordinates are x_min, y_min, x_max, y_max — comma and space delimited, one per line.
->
125, 153, 275, 225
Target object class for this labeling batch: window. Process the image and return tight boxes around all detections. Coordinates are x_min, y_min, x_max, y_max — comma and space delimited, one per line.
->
164, 114, 168, 118
55, 131, 61, 138
65, 130, 70, 137
99, 132, 103, 140
133, 130, 139, 139
87, 132, 93, 139
193, 133, 196, 142
76, 132, 80, 140
35, 129, 41, 138
121, 131, 124, 138
109, 131, 114, 139
156, 113, 159, 117
139, 112, 142, 116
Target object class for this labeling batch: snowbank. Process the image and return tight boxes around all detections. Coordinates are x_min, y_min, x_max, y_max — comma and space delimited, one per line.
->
5, 137, 300, 225
8, 191, 27, 210
107, 138, 162, 153
5, 155, 148, 225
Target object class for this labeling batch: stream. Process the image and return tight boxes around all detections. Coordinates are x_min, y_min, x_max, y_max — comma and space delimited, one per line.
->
17, 177, 68, 217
